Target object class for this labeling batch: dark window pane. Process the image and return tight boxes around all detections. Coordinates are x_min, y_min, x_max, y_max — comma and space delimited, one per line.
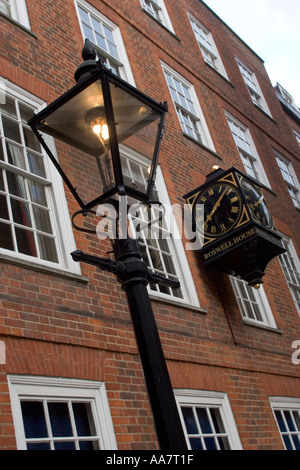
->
73, 403, 93, 437
23, 127, 41, 152
275, 410, 287, 432
211, 408, 225, 433
0, 222, 13, 250
79, 440, 99, 450
189, 438, 203, 450
196, 408, 212, 434
11, 199, 32, 227
48, 402, 73, 437
21, 401, 48, 439
0, 194, 9, 220
27, 442, 51, 450
204, 437, 217, 450
15, 227, 37, 256
0, 170, 4, 190
2, 116, 21, 143
7, 172, 26, 198
182, 407, 197, 434
54, 441, 76, 450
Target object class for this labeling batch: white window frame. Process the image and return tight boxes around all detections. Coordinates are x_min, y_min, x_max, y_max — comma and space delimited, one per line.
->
293, 129, 300, 147
0, 79, 81, 275
230, 276, 277, 329
276, 83, 299, 111
175, 389, 242, 450
236, 58, 271, 116
75, 0, 135, 85
0, 0, 30, 29
162, 62, 215, 151
225, 112, 270, 187
188, 12, 228, 79
274, 151, 300, 209
120, 145, 200, 309
269, 397, 300, 450
140, 0, 174, 33
278, 236, 300, 316
7, 375, 117, 450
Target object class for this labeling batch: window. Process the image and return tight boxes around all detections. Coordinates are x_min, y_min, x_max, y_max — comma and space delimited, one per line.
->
175, 390, 242, 450
0, 0, 30, 29
162, 63, 215, 150
188, 13, 227, 78
75, 0, 135, 84
278, 237, 300, 316
270, 397, 300, 450
294, 130, 300, 147
275, 83, 299, 111
8, 375, 117, 450
140, 0, 174, 32
275, 152, 300, 209
121, 147, 200, 308
230, 277, 277, 329
0, 80, 80, 273
236, 58, 271, 115
226, 113, 270, 186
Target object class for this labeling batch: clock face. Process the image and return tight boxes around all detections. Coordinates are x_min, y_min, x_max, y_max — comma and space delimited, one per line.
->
241, 179, 273, 228
193, 182, 242, 237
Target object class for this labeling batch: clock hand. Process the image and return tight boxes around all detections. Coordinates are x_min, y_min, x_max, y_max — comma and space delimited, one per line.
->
253, 195, 264, 208
205, 187, 228, 226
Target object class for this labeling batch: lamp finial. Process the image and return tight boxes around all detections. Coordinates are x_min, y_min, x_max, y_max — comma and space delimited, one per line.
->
74, 39, 98, 83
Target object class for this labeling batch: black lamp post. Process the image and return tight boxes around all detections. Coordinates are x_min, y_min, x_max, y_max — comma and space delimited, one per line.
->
28, 40, 187, 451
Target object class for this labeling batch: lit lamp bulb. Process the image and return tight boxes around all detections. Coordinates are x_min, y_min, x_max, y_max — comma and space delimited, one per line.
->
85, 107, 109, 143
92, 121, 109, 141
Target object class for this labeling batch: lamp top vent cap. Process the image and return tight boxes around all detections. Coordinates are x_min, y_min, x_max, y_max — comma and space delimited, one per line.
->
74, 39, 98, 83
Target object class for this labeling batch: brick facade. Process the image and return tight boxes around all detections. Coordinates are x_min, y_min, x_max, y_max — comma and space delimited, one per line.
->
0, 0, 299, 450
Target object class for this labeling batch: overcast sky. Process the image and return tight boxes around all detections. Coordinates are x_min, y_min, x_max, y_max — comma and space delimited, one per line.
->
203, 0, 300, 105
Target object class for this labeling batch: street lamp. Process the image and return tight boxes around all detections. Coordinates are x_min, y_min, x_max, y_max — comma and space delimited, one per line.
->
28, 40, 187, 451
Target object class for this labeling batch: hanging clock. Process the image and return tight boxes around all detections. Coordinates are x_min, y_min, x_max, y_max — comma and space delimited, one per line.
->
184, 166, 286, 287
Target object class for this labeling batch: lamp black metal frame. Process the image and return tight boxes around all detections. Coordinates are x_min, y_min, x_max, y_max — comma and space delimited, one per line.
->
28, 40, 187, 450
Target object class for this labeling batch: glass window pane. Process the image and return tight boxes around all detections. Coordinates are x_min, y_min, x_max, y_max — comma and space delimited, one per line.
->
27, 442, 51, 450
33, 207, 52, 233
0, 96, 17, 118
196, 408, 212, 434
7, 172, 27, 198
27, 152, 46, 177
11, 199, 32, 227
48, 402, 73, 437
0, 194, 9, 220
54, 441, 76, 450
19, 103, 35, 123
189, 438, 203, 450
37, 234, 58, 263
28, 181, 47, 206
204, 436, 217, 450
23, 127, 41, 152
6, 142, 26, 169
15, 227, 37, 256
2, 116, 21, 142
21, 401, 48, 439
73, 402, 94, 437
182, 407, 198, 434
0, 170, 4, 191
0, 222, 14, 250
